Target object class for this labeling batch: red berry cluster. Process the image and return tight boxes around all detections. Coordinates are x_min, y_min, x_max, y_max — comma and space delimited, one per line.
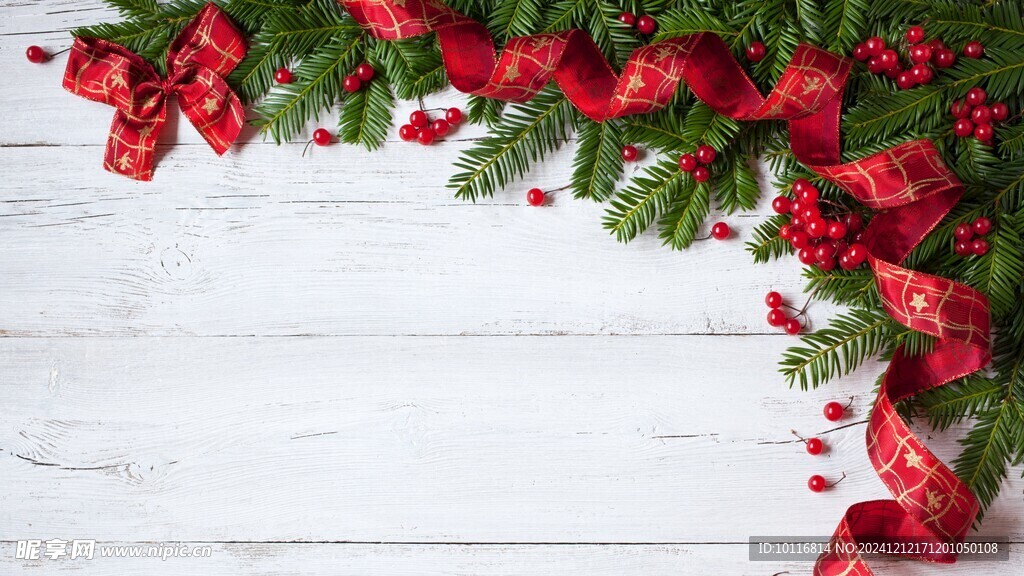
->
951, 87, 1008, 145
399, 107, 464, 146
617, 13, 657, 35
953, 217, 992, 257
774, 179, 868, 271
344, 63, 376, 92
852, 27, 983, 91
764, 291, 803, 335
677, 145, 717, 183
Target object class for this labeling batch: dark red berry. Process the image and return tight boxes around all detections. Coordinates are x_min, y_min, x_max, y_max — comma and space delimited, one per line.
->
824, 401, 844, 421
846, 243, 868, 265
765, 291, 783, 309
274, 67, 293, 84
431, 118, 450, 137
974, 123, 993, 141
965, 87, 986, 106
410, 110, 429, 128
951, 99, 971, 119
845, 212, 864, 234
802, 204, 821, 221
806, 437, 824, 455
971, 105, 991, 125
778, 224, 793, 240
963, 41, 984, 59
910, 44, 932, 64
826, 220, 847, 240
695, 145, 717, 165
864, 36, 885, 56
884, 65, 903, 79
972, 216, 992, 236
711, 222, 730, 240
954, 118, 975, 138
678, 153, 697, 172
910, 63, 933, 84
617, 12, 636, 27
621, 145, 638, 162
312, 128, 332, 146
878, 49, 898, 70
954, 223, 974, 241
933, 49, 956, 68
398, 124, 417, 142
746, 41, 766, 62
767, 309, 787, 327
852, 43, 869, 61
343, 74, 361, 93
692, 166, 710, 183
790, 230, 810, 250
896, 71, 915, 90
906, 25, 925, 44
955, 240, 973, 256
446, 107, 463, 125
867, 57, 887, 75
784, 318, 802, 336
807, 219, 827, 238
990, 102, 1008, 122
416, 126, 436, 145
526, 188, 545, 206
972, 238, 989, 256
26, 45, 47, 63
815, 243, 836, 263
772, 196, 791, 215
798, 247, 816, 265
636, 15, 657, 35
355, 63, 375, 82
808, 474, 826, 492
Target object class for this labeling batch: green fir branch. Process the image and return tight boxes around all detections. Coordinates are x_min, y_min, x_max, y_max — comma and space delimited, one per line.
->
570, 117, 624, 201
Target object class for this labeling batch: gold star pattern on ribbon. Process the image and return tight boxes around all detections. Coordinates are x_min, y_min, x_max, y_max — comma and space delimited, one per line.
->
201, 96, 221, 115
904, 447, 925, 470
502, 63, 521, 82
909, 293, 929, 313
626, 75, 646, 93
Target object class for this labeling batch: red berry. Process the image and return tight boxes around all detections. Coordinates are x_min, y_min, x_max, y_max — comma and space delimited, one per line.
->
971, 105, 991, 125
878, 49, 898, 70
817, 256, 837, 272
906, 25, 925, 44
955, 240, 973, 256
446, 107, 463, 125
711, 222, 730, 240
274, 67, 293, 84
928, 39, 946, 52
972, 238, 989, 256
990, 102, 1008, 122
802, 204, 820, 221
807, 219, 827, 238
965, 87, 987, 106
410, 110, 429, 127
823, 401, 844, 421
692, 166, 710, 183
784, 318, 802, 336
416, 126, 436, 145
846, 243, 868, 265
343, 74, 361, 93
974, 123, 993, 141
798, 186, 819, 204
808, 474, 826, 492
636, 15, 657, 35
790, 230, 810, 250
526, 187, 545, 206
864, 36, 885, 56
972, 216, 992, 236
963, 41, 984, 59
765, 291, 783, 308
884, 65, 903, 79
617, 12, 636, 27
431, 118, 450, 137
909, 44, 932, 64
852, 43, 869, 61
26, 45, 47, 63
933, 49, 956, 68
355, 63, 375, 82
695, 145, 717, 165
312, 128, 332, 146
896, 71, 915, 90
398, 124, 418, 141
767, 309, 787, 327
678, 153, 697, 172
798, 247, 816, 265
806, 437, 824, 455
772, 195, 792, 215
746, 41, 767, 62
845, 212, 864, 234
910, 63, 933, 84
778, 224, 793, 240
954, 223, 975, 241
867, 57, 887, 75
790, 199, 804, 216
838, 252, 857, 270
951, 99, 971, 119
621, 145, 638, 162
954, 118, 975, 138
815, 243, 836, 263
792, 178, 813, 195
826, 220, 847, 240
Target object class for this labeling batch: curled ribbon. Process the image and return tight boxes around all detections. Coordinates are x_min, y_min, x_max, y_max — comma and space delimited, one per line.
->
63, 3, 246, 181
338, 1, 993, 574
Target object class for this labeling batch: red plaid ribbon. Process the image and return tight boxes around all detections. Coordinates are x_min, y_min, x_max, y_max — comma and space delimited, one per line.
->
339, 2, 993, 574
63, 3, 246, 181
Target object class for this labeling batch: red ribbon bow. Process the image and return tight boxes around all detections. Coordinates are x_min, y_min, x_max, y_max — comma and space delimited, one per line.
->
63, 3, 246, 181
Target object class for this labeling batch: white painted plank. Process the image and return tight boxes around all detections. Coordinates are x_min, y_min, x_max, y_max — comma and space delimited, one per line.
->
2, 336, 1022, 542
1, 542, 1020, 576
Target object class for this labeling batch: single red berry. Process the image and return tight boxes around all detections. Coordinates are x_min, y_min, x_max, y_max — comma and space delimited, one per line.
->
845, 212, 864, 234
792, 178, 812, 195
974, 123, 993, 141
971, 105, 991, 125
802, 204, 821, 221
896, 71, 915, 90
933, 49, 956, 68
772, 195, 792, 215
954, 223, 975, 241
866, 57, 886, 75
972, 238, 989, 256
990, 102, 1008, 122
910, 63, 933, 84
823, 401, 844, 421
790, 230, 811, 250
963, 41, 984, 59
621, 145, 638, 162
617, 12, 636, 27
878, 49, 898, 70
950, 99, 971, 119
807, 219, 827, 238
343, 74, 361, 93
906, 25, 925, 44
838, 252, 856, 270
692, 166, 710, 183
798, 247, 816, 266
778, 224, 793, 240
355, 63, 375, 82
312, 128, 332, 146
790, 199, 804, 216
746, 41, 767, 62
806, 437, 824, 455
765, 291, 783, 309
798, 186, 819, 204
398, 124, 418, 142
910, 44, 932, 65
446, 107, 463, 125
636, 15, 657, 35
526, 187, 545, 206
815, 243, 836, 263
431, 118, 450, 137
826, 220, 847, 240
784, 318, 802, 336
884, 65, 903, 79
864, 36, 885, 56
416, 126, 436, 145
695, 145, 717, 165
808, 474, 826, 492
817, 256, 837, 272
953, 118, 975, 138
26, 45, 47, 63
678, 153, 697, 172
928, 39, 946, 52
410, 110, 429, 128
972, 216, 992, 236
846, 243, 867, 265
274, 67, 293, 84
965, 87, 987, 106
955, 240, 973, 257
711, 222, 730, 240
852, 43, 869, 61
767, 309, 787, 327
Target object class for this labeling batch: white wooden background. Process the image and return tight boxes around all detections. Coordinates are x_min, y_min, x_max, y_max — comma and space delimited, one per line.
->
1, 2, 1021, 574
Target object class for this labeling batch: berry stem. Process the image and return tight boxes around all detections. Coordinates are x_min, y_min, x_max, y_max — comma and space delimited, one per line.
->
301, 139, 315, 157
826, 472, 847, 488
790, 429, 807, 444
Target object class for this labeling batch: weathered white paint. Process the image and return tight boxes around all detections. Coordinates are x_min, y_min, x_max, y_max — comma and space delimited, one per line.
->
0, 2, 1021, 575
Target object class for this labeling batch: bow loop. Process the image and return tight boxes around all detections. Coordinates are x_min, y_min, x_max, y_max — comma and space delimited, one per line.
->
63, 2, 245, 180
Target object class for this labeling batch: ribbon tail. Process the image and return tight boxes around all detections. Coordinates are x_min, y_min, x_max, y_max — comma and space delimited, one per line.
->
104, 107, 166, 181
176, 70, 245, 155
